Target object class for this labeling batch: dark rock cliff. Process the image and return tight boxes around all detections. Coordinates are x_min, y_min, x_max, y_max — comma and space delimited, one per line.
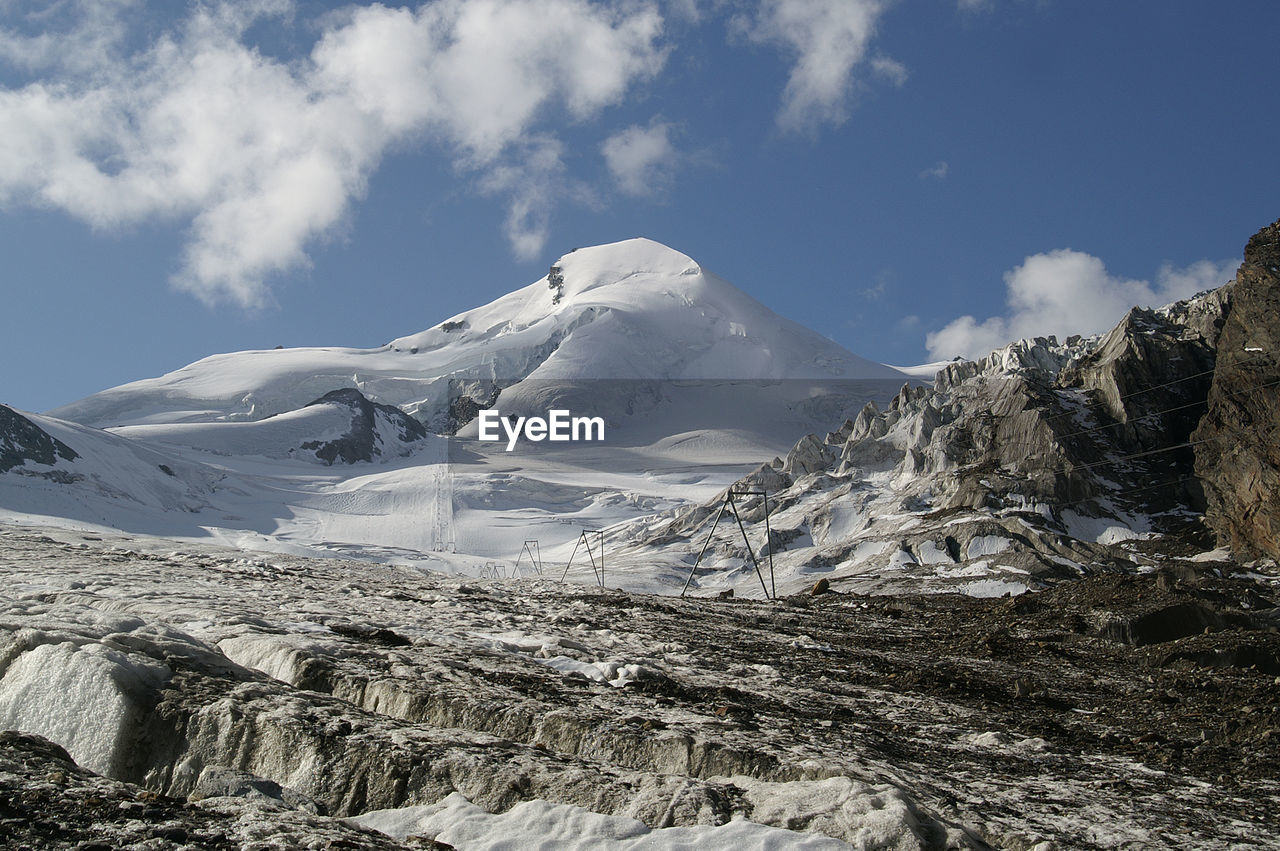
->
300, 389, 427, 465
0, 404, 79, 473
1193, 218, 1280, 559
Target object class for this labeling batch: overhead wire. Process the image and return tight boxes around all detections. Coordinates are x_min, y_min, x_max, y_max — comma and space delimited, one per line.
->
921, 375, 1280, 473
686, 353, 1277, 535
972, 346, 1274, 430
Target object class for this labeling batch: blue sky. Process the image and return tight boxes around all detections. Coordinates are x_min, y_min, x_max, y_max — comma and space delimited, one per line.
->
1, 0, 1276, 412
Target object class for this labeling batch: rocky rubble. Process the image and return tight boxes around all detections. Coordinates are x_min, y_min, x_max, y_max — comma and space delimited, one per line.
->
1, 526, 1279, 847
0, 731, 418, 849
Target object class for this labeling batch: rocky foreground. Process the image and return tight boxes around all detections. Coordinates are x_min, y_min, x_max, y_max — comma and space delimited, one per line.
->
1, 524, 1277, 849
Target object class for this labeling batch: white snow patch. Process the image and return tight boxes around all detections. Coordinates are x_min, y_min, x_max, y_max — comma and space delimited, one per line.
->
537, 656, 656, 687
727, 774, 959, 849
1189, 548, 1232, 563
849, 540, 892, 564
965, 536, 1013, 558
217, 634, 337, 686
936, 561, 991, 579
0, 640, 170, 776
886, 548, 919, 569
965, 731, 1050, 753
1061, 510, 1154, 545
351, 791, 852, 849
915, 540, 953, 566
959, 579, 1027, 598
885, 361, 952, 380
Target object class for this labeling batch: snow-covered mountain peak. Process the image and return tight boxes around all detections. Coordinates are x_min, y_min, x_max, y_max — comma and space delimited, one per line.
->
393, 236, 905, 384
554, 237, 703, 294
52, 238, 903, 429
386, 237, 705, 353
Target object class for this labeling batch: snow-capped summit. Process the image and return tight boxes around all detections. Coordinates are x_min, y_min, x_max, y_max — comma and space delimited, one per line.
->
390, 237, 900, 383
51, 238, 904, 429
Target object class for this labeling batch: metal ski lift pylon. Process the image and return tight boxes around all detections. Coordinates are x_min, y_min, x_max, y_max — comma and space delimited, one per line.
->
681, 489, 775, 599
560, 529, 605, 588
514, 540, 543, 577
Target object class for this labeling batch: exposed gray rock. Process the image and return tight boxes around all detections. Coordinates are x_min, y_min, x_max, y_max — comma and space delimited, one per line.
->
300, 388, 427, 465
1194, 217, 1280, 559
0, 730, 409, 849
0, 528, 979, 847
192, 765, 322, 813
0, 404, 79, 473
612, 279, 1235, 595
782, 433, 834, 477
2, 525, 1277, 848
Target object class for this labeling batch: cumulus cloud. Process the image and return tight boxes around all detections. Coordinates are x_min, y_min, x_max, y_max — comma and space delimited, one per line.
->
745, 0, 894, 131
0, 0, 666, 305
926, 251, 1236, 361
602, 121, 678, 196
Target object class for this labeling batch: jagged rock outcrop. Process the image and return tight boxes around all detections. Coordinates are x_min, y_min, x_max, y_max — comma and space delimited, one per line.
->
1194, 218, 1280, 559
300, 389, 428, 465
0, 404, 79, 473
613, 283, 1234, 596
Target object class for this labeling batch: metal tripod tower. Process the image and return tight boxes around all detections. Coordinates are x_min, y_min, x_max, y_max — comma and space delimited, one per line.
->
514, 540, 543, 577
681, 489, 775, 599
560, 529, 604, 588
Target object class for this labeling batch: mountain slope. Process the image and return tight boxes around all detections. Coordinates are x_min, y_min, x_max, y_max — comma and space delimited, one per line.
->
109, 388, 428, 465
0, 404, 222, 533
8, 239, 905, 565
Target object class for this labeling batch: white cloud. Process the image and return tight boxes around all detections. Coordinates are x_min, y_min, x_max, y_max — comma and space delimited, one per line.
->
1154, 258, 1237, 299
0, 0, 141, 75
925, 251, 1236, 361
0, 0, 667, 305
479, 135, 597, 262
746, 0, 894, 131
870, 55, 908, 87
860, 280, 886, 300
664, 0, 703, 24
602, 121, 678, 196
919, 160, 948, 180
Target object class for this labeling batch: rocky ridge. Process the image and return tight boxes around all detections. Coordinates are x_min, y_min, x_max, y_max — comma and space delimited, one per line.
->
0, 405, 79, 475
300, 388, 429, 465
610, 279, 1232, 597
1194, 217, 1280, 560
